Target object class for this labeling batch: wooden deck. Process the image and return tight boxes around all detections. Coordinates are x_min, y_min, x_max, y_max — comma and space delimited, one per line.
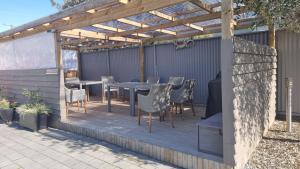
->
52, 98, 228, 169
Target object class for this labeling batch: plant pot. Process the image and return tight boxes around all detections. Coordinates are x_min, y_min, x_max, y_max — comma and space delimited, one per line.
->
38, 113, 48, 130
19, 113, 38, 131
0, 108, 14, 123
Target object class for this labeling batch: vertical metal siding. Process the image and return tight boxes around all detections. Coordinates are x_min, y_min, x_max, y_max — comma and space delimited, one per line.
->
109, 47, 140, 82
80, 31, 268, 103
237, 31, 269, 45
277, 31, 300, 113
146, 38, 221, 104
80, 51, 109, 95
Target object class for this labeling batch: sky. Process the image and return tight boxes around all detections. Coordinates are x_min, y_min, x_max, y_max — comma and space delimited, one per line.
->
0, 0, 61, 32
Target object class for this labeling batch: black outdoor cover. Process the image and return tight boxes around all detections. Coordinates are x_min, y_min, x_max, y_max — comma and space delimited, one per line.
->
205, 75, 222, 118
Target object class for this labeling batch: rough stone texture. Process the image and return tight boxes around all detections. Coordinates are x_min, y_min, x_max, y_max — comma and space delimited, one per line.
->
232, 37, 277, 169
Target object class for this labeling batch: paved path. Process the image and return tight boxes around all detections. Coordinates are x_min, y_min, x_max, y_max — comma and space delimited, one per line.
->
0, 122, 176, 169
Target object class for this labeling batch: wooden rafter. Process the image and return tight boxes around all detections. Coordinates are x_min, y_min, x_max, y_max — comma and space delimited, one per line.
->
110, 12, 221, 37
148, 10, 204, 31
143, 20, 255, 43
118, 1, 201, 31
61, 29, 141, 43
0, 0, 188, 41
117, 18, 177, 35
57, 0, 188, 32
92, 24, 151, 38
188, 0, 213, 13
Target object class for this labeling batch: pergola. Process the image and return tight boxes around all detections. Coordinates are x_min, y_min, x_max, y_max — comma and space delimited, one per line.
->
0, 1, 277, 168
0, 0, 261, 82
0, 0, 257, 49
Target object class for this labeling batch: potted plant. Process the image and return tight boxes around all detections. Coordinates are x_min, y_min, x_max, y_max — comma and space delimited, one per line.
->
0, 99, 16, 123
17, 89, 50, 131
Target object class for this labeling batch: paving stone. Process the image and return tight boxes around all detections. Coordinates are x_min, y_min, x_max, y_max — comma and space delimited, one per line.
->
0, 122, 174, 169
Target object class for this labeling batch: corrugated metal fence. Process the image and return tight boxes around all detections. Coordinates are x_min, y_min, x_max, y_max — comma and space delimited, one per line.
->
277, 31, 300, 114
80, 31, 268, 104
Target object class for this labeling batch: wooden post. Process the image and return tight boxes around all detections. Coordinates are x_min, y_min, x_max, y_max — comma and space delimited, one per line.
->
268, 24, 276, 48
76, 47, 81, 79
55, 32, 67, 120
221, 0, 234, 40
221, 0, 235, 167
139, 42, 145, 82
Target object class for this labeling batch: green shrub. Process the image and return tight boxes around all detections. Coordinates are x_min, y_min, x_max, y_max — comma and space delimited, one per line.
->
17, 103, 50, 115
17, 89, 50, 115
0, 99, 10, 110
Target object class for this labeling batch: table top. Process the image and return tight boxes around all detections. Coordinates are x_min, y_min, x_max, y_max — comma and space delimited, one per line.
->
66, 80, 103, 85
196, 113, 222, 129
108, 82, 167, 90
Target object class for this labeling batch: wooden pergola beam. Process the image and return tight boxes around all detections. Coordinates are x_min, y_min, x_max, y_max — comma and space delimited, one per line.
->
61, 29, 141, 43
149, 10, 204, 31
92, 24, 152, 38
110, 12, 221, 37
142, 21, 254, 43
0, 0, 119, 38
188, 0, 213, 13
117, 18, 177, 35
57, 0, 188, 32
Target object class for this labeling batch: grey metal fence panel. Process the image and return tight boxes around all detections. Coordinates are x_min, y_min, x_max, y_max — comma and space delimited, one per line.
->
80, 51, 109, 96
237, 31, 269, 45
80, 31, 268, 103
109, 47, 140, 82
145, 38, 221, 104
277, 31, 300, 114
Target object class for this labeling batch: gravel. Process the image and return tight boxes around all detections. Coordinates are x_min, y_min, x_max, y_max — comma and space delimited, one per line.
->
245, 120, 300, 169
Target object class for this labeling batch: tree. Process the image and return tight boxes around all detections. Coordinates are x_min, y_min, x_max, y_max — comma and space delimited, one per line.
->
235, 0, 300, 33
50, 0, 87, 10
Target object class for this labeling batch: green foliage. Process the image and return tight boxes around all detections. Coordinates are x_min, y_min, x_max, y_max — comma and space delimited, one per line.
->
18, 89, 50, 115
0, 99, 10, 110
50, 0, 87, 10
22, 89, 42, 106
17, 104, 50, 115
235, 0, 300, 33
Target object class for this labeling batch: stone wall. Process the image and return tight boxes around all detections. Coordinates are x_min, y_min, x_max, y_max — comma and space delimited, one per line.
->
232, 37, 277, 168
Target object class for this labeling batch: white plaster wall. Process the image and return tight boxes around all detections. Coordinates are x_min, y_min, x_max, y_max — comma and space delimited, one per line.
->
0, 32, 56, 70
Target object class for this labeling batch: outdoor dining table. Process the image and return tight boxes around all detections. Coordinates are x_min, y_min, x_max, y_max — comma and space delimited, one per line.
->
65, 80, 104, 102
107, 82, 153, 116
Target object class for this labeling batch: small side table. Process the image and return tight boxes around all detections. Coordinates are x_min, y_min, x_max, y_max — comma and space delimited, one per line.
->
196, 113, 223, 156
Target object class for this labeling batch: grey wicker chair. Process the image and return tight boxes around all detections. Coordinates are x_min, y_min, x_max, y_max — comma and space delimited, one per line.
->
136, 76, 160, 96
65, 87, 87, 116
168, 76, 185, 89
137, 84, 173, 133
146, 76, 160, 84
65, 77, 80, 88
170, 79, 196, 116
101, 76, 119, 100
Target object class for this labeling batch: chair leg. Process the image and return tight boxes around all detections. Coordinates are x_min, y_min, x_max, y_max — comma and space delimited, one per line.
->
180, 104, 184, 114
159, 112, 162, 122
84, 98, 87, 114
191, 101, 195, 116
180, 104, 184, 120
168, 109, 174, 128
149, 112, 152, 133
138, 109, 141, 125
66, 103, 69, 116
77, 101, 80, 111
